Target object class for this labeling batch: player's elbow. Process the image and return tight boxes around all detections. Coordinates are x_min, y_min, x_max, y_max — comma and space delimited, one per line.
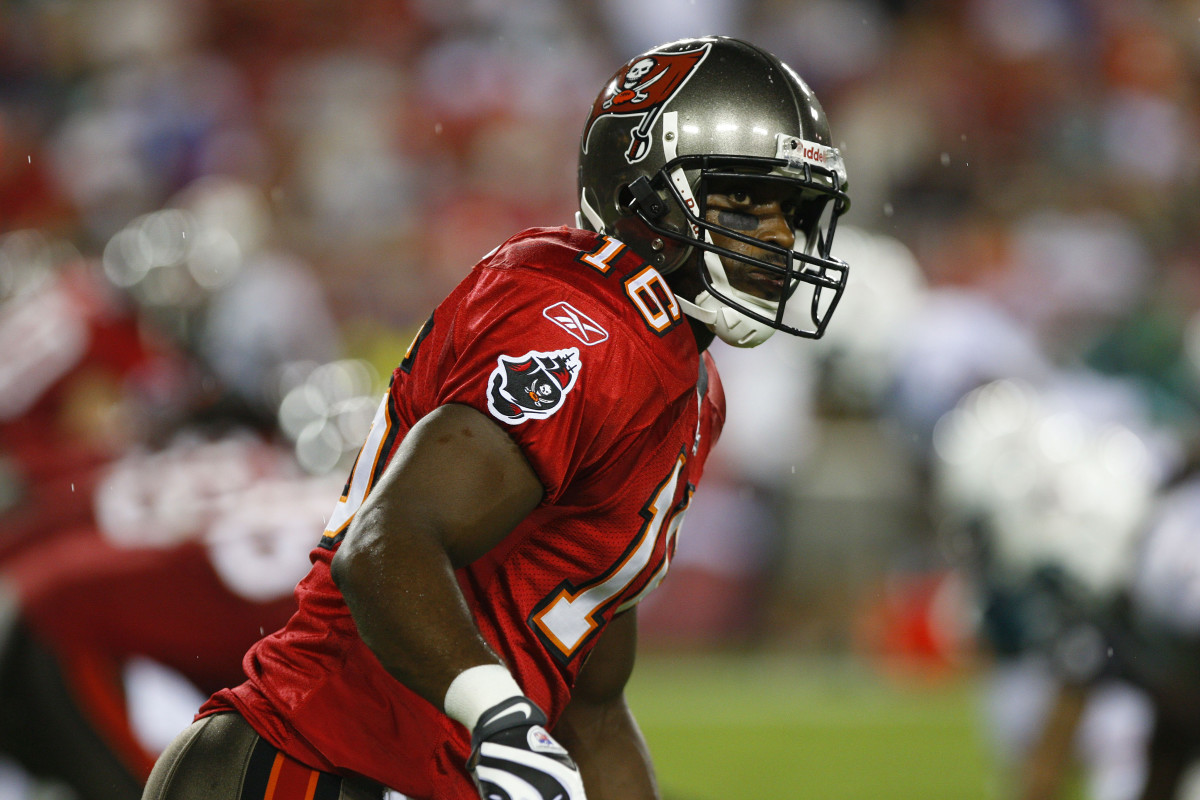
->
329, 516, 376, 598
329, 540, 353, 591
329, 525, 397, 637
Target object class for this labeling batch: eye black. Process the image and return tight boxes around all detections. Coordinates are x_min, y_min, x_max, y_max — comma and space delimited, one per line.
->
716, 209, 759, 231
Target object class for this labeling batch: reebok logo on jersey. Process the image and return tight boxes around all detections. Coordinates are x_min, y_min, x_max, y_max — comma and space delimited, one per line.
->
487, 348, 581, 425
542, 302, 609, 345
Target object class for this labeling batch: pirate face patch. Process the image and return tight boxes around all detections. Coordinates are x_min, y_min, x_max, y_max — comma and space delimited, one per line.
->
486, 347, 581, 425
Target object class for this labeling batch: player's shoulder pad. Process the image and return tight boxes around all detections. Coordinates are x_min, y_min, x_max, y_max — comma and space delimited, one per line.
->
479, 226, 688, 349
483, 226, 630, 292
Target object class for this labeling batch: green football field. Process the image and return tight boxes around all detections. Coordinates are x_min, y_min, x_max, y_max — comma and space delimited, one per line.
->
626, 652, 1002, 800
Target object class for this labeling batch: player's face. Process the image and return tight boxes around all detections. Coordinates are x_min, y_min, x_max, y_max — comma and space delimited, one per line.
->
703, 177, 799, 302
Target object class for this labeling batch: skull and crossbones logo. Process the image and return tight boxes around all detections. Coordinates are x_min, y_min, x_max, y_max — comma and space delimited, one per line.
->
602, 57, 661, 109
624, 58, 656, 88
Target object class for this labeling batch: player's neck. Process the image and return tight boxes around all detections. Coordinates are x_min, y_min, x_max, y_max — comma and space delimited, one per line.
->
668, 257, 714, 352
686, 315, 714, 352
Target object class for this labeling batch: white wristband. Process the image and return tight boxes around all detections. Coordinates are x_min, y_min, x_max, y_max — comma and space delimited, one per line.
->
443, 664, 524, 730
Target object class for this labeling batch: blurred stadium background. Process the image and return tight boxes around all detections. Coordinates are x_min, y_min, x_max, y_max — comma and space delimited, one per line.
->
5, 0, 1200, 798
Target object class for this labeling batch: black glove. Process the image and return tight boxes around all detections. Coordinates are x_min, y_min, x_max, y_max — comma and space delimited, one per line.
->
468, 696, 587, 800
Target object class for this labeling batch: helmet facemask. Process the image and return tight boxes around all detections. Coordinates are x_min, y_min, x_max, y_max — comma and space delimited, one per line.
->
627, 117, 850, 346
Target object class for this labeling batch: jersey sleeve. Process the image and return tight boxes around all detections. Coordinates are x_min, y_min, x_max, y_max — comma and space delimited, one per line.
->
430, 267, 661, 505
701, 351, 726, 448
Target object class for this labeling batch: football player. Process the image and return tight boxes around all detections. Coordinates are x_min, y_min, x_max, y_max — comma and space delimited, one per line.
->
0, 231, 171, 562
1103, 469, 1200, 800
0, 195, 348, 800
144, 36, 850, 800
0, 232, 178, 800
932, 376, 1163, 800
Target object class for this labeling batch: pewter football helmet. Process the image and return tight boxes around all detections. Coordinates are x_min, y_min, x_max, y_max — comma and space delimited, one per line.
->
578, 36, 850, 346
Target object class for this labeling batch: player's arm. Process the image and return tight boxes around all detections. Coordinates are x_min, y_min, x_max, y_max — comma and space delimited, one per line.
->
331, 402, 585, 799
331, 401, 541, 709
553, 608, 660, 800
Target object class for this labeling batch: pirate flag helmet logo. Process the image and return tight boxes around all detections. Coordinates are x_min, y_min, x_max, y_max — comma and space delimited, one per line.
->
582, 43, 711, 164
486, 347, 582, 424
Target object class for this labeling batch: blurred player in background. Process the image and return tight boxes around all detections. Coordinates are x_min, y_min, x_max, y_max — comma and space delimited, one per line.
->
0, 179, 357, 800
932, 376, 1169, 800
0, 229, 171, 563
145, 36, 851, 800
1102, 465, 1200, 800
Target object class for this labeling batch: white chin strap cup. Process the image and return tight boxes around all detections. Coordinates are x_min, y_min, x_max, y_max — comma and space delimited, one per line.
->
677, 292, 776, 348
677, 251, 779, 348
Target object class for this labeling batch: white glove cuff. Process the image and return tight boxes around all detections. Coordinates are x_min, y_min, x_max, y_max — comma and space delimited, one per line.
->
444, 664, 524, 730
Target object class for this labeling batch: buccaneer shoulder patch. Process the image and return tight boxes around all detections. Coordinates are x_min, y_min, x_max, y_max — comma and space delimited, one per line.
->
486, 347, 582, 425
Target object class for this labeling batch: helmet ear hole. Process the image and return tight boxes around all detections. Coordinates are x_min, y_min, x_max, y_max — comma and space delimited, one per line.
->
616, 184, 637, 216
612, 215, 690, 272
626, 176, 669, 220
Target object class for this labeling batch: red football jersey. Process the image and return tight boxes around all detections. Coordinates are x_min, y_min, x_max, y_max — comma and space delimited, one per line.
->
203, 227, 726, 798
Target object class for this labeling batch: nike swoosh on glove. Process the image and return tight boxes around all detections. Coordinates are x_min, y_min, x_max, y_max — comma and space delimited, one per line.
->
468, 696, 587, 800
